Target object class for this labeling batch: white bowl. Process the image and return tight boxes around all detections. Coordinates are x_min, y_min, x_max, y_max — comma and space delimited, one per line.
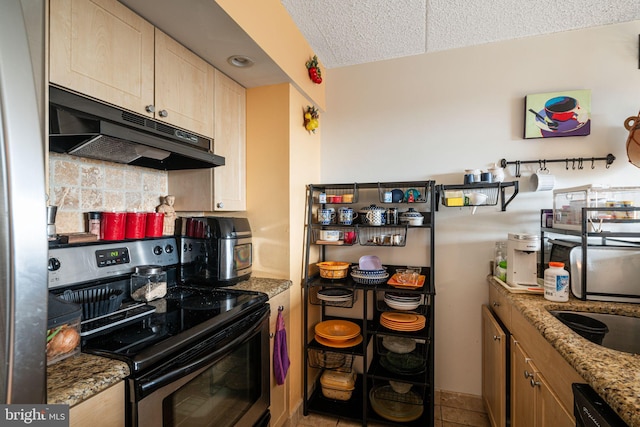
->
389, 380, 412, 394
382, 336, 416, 354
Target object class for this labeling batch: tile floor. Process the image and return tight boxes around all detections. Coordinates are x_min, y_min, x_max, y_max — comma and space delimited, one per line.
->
295, 390, 490, 427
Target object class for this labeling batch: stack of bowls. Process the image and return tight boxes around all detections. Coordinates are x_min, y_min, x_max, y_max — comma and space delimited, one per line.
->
351, 266, 389, 285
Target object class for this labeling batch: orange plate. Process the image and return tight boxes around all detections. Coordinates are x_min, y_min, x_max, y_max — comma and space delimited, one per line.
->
380, 319, 425, 332
315, 334, 363, 348
387, 274, 426, 288
381, 312, 420, 323
315, 320, 361, 341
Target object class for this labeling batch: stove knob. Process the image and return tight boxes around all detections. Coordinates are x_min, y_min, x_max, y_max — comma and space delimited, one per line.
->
48, 258, 61, 271
153, 246, 163, 255
165, 244, 174, 254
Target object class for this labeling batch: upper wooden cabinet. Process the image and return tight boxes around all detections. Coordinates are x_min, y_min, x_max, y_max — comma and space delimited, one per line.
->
49, 0, 155, 114
49, 0, 214, 138
168, 71, 246, 212
154, 29, 214, 138
213, 70, 246, 211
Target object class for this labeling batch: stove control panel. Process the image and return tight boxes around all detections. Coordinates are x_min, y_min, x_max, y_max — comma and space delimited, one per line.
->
48, 238, 179, 289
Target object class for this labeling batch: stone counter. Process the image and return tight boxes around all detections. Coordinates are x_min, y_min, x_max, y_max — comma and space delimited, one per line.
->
48, 276, 291, 407
47, 353, 129, 406
229, 276, 292, 299
489, 276, 640, 426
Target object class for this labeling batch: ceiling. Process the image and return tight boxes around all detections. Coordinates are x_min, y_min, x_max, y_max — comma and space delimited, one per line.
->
282, 0, 640, 69
120, 0, 640, 87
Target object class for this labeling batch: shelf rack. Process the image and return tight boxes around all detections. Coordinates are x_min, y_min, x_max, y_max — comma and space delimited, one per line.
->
303, 181, 436, 427
437, 181, 519, 212
540, 207, 640, 301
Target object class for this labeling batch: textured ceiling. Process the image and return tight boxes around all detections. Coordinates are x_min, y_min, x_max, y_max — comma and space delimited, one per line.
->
281, 0, 640, 69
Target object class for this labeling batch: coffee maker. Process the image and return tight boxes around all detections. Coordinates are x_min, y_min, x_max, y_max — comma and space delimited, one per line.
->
506, 233, 541, 287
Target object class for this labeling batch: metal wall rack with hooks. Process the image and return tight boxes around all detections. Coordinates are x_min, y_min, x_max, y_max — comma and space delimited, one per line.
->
500, 154, 616, 177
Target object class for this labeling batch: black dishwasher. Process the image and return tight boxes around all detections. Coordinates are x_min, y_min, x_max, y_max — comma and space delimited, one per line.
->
573, 383, 628, 426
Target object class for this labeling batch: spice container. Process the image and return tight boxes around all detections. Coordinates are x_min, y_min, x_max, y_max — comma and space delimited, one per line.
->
130, 265, 167, 302
88, 212, 101, 237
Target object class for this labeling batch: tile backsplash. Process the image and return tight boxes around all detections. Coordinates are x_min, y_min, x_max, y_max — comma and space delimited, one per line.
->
49, 153, 168, 234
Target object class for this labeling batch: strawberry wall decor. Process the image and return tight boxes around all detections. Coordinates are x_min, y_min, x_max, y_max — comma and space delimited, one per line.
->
306, 55, 322, 84
304, 106, 319, 133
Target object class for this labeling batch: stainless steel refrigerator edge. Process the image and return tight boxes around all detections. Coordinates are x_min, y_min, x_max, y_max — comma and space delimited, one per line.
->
0, 0, 49, 403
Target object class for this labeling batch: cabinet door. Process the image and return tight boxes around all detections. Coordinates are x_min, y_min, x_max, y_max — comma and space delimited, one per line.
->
154, 29, 215, 138
69, 382, 124, 427
213, 70, 246, 211
536, 373, 575, 427
50, 0, 155, 116
482, 306, 507, 427
511, 338, 536, 427
269, 291, 290, 427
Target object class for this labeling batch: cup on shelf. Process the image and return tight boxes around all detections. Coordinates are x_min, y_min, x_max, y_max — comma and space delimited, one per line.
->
318, 208, 336, 225
344, 231, 356, 244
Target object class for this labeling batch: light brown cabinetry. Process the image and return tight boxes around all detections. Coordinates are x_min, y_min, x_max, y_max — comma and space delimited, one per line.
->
69, 382, 124, 427
50, 0, 214, 138
511, 338, 573, 427
168, 71, 246, 212
153, 29, 214, 137
269, 290, 290, 427
483, 283, 584, 427
481, 305, 507, 427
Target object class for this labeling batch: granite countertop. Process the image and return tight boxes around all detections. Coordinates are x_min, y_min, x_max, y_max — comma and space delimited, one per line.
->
489, 277, 640, 426
230, 276, 292, 299
47, 353, 129, 406
48, 276, 291, 407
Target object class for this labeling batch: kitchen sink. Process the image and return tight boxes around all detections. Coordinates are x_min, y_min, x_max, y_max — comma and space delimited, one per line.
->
549, 310, 640, 354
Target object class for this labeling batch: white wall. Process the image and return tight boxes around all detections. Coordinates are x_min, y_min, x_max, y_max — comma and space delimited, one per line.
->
321, 21, 640, 395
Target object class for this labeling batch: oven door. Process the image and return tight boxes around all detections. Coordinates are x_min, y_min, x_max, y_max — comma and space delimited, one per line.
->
131, 304, 270, 427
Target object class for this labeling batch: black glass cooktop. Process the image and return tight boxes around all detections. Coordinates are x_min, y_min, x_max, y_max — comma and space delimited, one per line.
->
82, 286, 268, 373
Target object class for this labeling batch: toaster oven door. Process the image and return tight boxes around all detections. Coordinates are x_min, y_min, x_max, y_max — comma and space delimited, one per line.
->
219, 236, 252, 283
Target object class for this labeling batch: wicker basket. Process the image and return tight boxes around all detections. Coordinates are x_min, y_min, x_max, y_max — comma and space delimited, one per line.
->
317, 261, 350, 279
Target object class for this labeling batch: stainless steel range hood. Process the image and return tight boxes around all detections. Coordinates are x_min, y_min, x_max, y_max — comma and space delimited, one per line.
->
49, 86, 225, 170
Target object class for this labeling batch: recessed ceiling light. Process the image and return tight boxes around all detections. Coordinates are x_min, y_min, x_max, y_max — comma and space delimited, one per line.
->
227, 55, 254, 68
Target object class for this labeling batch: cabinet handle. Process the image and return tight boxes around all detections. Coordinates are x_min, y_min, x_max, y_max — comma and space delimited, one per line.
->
217, 202, 224, 209
530, 378, 540, 388
493, 335, 501, 341
145, 105, 155, 113
524, 370, 534, 379
158, 109, 168, 118
492, 301, 500, 307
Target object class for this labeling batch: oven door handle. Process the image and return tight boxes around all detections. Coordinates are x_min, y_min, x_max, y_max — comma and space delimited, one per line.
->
137, 305, 269, 397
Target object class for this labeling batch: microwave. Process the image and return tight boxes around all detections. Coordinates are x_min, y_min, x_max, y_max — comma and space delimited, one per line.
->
179, 216, 252, 285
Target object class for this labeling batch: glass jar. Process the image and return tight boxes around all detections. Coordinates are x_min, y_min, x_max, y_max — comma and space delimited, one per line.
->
130, 265, 167, 302
88, 212, 101, 237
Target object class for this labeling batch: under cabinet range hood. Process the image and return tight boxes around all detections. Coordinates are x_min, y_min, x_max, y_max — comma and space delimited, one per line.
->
49, 86, 225, 170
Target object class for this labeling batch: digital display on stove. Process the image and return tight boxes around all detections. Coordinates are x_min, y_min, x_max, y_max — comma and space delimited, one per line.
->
95, 247, 130, 267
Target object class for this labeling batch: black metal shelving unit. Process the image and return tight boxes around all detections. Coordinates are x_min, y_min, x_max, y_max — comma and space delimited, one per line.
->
302, 181, 436, 426
436, 181, 519, 212
540, 206, 640, 301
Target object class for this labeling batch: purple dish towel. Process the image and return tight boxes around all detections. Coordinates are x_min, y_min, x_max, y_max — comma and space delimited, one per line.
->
273, 309, 290, 385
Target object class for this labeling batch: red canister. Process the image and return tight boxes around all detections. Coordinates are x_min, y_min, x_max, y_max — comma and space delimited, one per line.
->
101, 212, 126, 240
145, 213, 164, 237
125, 212, 147, 239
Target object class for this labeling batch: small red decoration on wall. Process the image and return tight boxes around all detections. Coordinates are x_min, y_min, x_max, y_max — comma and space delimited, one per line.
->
304, 106, 319, 133
306, 55, 322, 84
